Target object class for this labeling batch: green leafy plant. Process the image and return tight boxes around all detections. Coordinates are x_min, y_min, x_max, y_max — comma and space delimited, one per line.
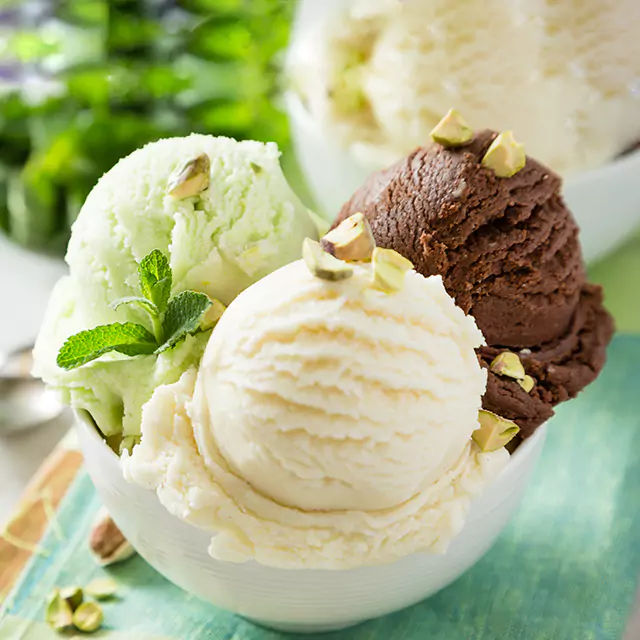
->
0, 0, 294, 255
56, 249, 213, 369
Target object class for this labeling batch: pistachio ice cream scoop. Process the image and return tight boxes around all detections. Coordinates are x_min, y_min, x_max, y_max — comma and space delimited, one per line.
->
124, 254, 510, 569
33, 135, 318, 439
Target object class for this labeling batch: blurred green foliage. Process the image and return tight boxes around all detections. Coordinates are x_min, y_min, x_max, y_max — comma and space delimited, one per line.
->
0, 0, 293, 255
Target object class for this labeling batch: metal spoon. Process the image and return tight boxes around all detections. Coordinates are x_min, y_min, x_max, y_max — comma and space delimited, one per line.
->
0, 344, 64, 434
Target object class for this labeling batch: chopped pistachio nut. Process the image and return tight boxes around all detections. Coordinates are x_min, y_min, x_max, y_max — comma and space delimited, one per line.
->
490, 351, 526, 380
45, 590, 73, 631
167, 153, 211, 199
59, 585, 84, 611
473, 410, 520, 452
73, 601, 104, 633
430, 108, 473, 147
303, 238, 354, 281
85, 577, 118, 600
89, 508, 136, 566
481, 131, 525, 177
320, 212, 376, 262
371, 247, 413, 293
200, 298, 226, 331
518, 375, 535, 393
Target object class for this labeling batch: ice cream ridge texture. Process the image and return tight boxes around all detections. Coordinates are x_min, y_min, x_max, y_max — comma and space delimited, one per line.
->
336, 122, 614, 439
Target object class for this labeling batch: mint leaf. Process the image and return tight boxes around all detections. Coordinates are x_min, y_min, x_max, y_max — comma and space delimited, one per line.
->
56, 251, 210, 369
138, 249, 172, 313
111, 295, 163, 343
56, 323, 158, 370
111, 296, 159, 317
157, 291, 212, 353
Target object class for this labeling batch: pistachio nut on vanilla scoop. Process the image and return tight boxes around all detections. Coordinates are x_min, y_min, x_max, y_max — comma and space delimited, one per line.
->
123, 234, 513, 570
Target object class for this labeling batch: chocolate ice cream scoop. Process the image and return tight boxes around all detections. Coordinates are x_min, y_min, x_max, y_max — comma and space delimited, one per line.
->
339, 130, 585, 347
478, 284, 612, 438
336, 129, 614, 438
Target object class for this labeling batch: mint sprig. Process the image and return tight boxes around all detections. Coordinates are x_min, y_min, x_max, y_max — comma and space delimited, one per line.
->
57, 250, 214, 370
56, 323, 158, 370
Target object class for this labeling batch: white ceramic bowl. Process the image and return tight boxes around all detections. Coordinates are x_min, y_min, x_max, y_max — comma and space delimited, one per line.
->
76, 410, 547, 634
286, 92, 640, 265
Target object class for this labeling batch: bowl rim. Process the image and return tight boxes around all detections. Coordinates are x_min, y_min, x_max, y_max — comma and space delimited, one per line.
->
75, 407, 548, 480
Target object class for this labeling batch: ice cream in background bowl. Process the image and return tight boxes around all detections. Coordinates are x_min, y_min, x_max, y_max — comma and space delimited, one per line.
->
285, 0, 640, 261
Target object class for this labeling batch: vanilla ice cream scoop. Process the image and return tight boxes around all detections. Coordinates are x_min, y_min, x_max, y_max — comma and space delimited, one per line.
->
125, 258, 509, 569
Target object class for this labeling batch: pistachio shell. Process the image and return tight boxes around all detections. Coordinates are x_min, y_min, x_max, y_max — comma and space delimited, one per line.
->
85, 577, 118, 600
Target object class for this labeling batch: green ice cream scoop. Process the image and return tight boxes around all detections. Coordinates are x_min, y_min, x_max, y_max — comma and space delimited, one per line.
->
33, 135, 318, 440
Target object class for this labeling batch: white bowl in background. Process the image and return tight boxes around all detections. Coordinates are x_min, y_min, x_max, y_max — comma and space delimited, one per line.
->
286, 92, 640, 265
76, 410, 547, 634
